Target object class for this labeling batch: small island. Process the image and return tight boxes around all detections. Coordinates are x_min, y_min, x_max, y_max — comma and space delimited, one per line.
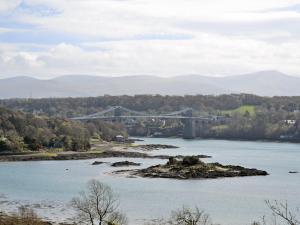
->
134, 144, 179, 151
114, 156, 268, 179
92, 161, 105, 165
111, 161, 141, 167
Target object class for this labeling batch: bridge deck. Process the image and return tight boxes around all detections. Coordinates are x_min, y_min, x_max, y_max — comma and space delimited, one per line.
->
72, 115, 218, 120
70, 106, 224, 121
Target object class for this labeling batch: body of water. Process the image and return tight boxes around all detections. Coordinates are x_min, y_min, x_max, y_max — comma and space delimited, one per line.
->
0, 138, 300, 225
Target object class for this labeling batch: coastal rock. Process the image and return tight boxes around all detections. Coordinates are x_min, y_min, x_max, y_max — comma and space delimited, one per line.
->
91, 161, 105, 165
136, 144, 179, 151
128, 138, 144, 142
111, 161, 141, 167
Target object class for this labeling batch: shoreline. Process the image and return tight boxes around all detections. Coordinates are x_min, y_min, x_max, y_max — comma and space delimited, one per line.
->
0, 142, 210, 162
133, 136, 300, 144
0, 195, 74, 225
0, 151, 210, 162
2, 136, 299, 162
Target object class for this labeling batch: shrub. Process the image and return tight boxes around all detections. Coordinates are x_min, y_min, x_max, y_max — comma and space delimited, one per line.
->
182, 156, 201, 166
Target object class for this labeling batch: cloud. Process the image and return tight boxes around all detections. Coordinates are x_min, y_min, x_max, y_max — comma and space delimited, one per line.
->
8, 0, 300, 40
0, 0, 21, 14
0, 0, 300, 78
1, 34, 300, 78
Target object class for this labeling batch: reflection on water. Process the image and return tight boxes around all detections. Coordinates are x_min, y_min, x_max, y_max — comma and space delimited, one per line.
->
0, 138, 300, 225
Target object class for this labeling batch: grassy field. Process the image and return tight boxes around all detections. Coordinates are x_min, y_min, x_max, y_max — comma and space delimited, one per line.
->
222, 105, 256, 117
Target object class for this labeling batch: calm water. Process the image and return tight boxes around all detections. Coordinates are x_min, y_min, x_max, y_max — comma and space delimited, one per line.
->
0, 138, 300, 225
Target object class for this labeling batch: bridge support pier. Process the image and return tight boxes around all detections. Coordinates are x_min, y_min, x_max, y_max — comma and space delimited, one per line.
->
114, 106, 122, 122
182, 109, 195, 139
183, 119, 195, 139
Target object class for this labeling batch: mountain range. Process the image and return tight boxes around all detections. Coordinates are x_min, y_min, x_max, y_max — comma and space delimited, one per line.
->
1, 70, 300, 98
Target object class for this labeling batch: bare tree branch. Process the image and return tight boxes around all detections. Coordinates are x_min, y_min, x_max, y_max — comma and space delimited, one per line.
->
71, 179, 127, 225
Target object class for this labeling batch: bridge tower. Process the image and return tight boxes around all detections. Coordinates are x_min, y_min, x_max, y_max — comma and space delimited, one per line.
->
182, 108, 195, 139
113, 106, 122, 122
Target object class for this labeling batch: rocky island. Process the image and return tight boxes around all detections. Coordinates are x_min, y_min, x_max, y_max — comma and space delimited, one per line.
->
133, 144, 179, 151
114, 156, 268, 179
111, 161, 141, 167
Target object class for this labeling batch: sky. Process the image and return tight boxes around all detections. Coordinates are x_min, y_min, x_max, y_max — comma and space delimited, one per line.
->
0, 0, 300, 78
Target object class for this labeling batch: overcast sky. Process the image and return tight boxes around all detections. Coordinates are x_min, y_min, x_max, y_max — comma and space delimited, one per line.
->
0, 0, 300, 78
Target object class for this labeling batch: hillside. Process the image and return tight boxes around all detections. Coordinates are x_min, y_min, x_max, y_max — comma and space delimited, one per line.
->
0, 107, 126, 152
1, 71, 300, 98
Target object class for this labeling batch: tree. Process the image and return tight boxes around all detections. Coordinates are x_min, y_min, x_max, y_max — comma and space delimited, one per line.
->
253, 200, 299, 225
0, 138, 9, 152
71, 179, 127, 225
265, 200, 299, 225
147, 206, 213, 225
168, 206, 212, 225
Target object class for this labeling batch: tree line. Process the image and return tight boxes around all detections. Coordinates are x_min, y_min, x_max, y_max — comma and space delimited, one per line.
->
1, 94, 300, 142
1, 94, 300, 117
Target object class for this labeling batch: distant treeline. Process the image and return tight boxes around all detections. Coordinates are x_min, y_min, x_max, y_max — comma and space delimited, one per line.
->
1, 94, 300, 116
0, 107, 126, 153
0, 94, 300, 142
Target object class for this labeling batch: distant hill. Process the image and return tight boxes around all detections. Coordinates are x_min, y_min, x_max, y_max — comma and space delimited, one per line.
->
1, 70, 300, 98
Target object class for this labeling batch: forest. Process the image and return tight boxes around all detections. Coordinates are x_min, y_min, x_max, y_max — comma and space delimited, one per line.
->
0, 94, 300, 142
0, 106, 126, 153
1, 94, 300, 117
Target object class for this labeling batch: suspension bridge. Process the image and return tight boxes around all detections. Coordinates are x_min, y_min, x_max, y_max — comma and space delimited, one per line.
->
71, 106, 223, 138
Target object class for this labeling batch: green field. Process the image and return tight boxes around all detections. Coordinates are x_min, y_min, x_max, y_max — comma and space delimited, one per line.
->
222, 105, 256, 117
